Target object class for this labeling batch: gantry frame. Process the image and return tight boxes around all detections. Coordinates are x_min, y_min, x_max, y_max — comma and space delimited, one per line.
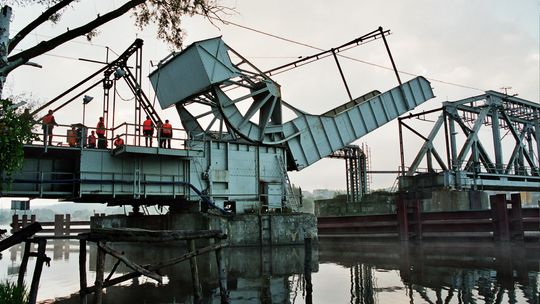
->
399, 91, 540, 191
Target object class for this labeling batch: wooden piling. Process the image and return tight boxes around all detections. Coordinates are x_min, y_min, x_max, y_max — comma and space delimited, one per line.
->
17, 241, 31, 288
215, 240, 228, 303
188, 239, 202, 301
28, 238, 47, 304
79, 239, 88, 304
93, 242, 106, 304
22, 214, 28, 227
77, 228, 228, 302
65, 214, 71, 236
304, 237, 313, 304
55, 214, 64, 236
11, 214, 19, 232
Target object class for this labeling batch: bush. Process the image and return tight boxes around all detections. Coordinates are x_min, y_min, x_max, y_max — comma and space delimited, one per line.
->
0, 280, 28, 304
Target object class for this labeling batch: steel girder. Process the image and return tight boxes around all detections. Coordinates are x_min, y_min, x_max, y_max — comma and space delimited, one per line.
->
150, 37, 434, 171
402, 91, 540, 191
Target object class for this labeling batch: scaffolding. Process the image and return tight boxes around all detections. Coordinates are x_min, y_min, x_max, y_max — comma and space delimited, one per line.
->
329, 145, 370, 203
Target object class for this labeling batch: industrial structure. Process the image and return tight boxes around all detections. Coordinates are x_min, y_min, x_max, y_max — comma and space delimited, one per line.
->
399, 91, 540, 193
328, 144, 370, 203
1, 28, 435, 216
3, 25, 537, 246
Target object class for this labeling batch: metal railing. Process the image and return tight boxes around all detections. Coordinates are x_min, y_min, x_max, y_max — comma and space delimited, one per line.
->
29, 122, 191, 151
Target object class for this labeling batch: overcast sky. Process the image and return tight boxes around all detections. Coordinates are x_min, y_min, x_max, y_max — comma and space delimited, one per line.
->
4, 0, 539, 191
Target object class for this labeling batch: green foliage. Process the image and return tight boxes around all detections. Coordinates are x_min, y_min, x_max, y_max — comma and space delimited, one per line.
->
132, 0, 227, 49
0, 280, 28, 304
0, 98, 36, 191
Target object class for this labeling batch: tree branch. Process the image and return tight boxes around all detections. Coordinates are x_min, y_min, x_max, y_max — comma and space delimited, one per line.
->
7, 0, 146, 67
8, 0, 76, 54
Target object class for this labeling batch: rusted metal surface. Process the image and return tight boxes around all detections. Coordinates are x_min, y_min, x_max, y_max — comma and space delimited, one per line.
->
318, 194, 539, 241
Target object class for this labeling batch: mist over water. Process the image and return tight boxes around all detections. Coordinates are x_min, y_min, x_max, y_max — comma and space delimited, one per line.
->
0, 237, 538, 303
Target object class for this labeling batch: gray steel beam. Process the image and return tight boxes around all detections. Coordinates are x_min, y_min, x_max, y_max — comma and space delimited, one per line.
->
488, 97, 504, 173
535, 109, 540, 169
455, 107, 489, 170
407, 114, 444, 175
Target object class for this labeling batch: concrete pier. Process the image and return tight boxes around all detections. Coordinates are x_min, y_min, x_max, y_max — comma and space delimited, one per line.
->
91, 212, 318, 246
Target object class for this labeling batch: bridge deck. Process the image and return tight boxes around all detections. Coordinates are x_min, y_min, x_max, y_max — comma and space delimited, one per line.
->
2, 144, 201, 204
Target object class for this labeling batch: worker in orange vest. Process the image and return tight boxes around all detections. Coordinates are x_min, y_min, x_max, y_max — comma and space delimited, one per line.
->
67, 126, 77, 147
42, 109, 57, 145
114, 135, 125, 148
161, 119, 173, 148
87, 131, 97, 148
142, 115, 154, 147
96, 117, 106, 149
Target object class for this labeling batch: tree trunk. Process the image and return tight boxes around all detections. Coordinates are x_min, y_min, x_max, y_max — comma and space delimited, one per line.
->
0, 5, 11, 99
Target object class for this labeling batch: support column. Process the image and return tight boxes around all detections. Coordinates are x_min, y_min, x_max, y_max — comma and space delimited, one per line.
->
304, 237, 313, 304
65, 214, 71, 236
17, 241, 31, 287
28, 238, 47, 304
447, 107, 459, 170
397, 197, 409, 241
11, 214, 19, 232
510, 193, 524, 241
215, 240, 228, 303
490, 103, 504, 173
22, 214, 28, 228
94, 242, 106, 304
54, 214, 64, 236
534, 110, 540, 169
79, 239, 88, 304
490, 194, 510, 241
412, 200, 422, 240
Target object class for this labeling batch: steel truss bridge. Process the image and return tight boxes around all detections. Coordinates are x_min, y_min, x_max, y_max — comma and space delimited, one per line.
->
399, 91, 540, 192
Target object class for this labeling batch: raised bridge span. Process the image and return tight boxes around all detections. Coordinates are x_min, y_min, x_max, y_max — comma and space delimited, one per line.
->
3, 34, 538, 212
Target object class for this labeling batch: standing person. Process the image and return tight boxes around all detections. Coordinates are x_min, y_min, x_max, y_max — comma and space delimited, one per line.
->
42, 109, 57, 145
87, 131, 97, 148
67, 126, 77, 147
96, 117, 106, 149
142, 116, 154, 147
162, 119, 173, 149
157, 121, 165, 148
114, 135, 124, 148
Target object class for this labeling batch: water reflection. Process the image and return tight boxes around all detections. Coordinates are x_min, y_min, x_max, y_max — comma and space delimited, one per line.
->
318, 239, 540, 304
61, 244, 318, 304
1, 238, 539, 303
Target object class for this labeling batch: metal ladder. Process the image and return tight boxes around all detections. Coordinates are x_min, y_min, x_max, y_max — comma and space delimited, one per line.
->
259, 215, 272, 246
276, 155, 300, 211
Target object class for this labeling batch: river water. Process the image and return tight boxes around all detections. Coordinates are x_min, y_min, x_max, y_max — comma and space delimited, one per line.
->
0, 237, 538, 303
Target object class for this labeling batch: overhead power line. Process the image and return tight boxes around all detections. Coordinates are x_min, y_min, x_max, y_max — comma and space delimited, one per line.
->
215, 17, 485, 92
